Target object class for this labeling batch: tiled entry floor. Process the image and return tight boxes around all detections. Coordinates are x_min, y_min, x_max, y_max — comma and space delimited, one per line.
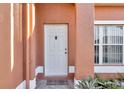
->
35, 79, 74, 89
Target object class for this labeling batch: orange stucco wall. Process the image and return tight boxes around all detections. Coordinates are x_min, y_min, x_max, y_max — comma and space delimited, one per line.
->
35, 4, 76, 66
0, 4, 23, 88
94, 6, 124, 79
0, 4, 11, 88
12, 4, 23, 88
96, 73, 124, 79
29, 4, 36, 80
22, 4, 36, 81
95, 6, 124, 20
75, 3, 94, 79
1, 3, 124, 88
22, 4, 27, 80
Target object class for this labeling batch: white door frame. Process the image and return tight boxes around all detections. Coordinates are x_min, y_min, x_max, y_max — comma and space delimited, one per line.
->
44, 23, 69, 77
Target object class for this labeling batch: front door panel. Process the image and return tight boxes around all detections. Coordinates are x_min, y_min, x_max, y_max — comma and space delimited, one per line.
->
44, 24, 68, 77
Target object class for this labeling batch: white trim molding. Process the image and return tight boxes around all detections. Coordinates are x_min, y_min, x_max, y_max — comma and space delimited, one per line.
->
16, 80, 26, 89
35, 66, 75, 75
95, 20, 124, 24
94, 66, 124, 73
16, 78, 36, 89
74, 78, 80, 89
29, 78, 36, 89
35, 66, 43, 76
69, 66, 75, 73
94, 20, 124, 73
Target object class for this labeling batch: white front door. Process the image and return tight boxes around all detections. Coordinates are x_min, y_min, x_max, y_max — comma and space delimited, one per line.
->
44, 24, 68, 77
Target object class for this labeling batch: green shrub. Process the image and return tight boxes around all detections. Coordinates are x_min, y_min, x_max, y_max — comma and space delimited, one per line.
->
76, 76, 102, 89
76, 76, 124, 89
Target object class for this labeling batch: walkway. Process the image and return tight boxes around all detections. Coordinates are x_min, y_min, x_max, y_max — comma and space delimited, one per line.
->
36, 79, 74, 89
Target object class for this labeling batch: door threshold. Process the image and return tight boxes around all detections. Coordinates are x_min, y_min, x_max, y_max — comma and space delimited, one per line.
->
36, 73, 74, 80
45, 76, 68, 80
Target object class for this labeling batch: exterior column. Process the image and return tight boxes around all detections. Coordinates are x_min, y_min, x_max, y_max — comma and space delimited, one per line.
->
75, 4, 94, 80
25, 3, 30, 89
29, 3, 36, 89
25, 3, 35, 89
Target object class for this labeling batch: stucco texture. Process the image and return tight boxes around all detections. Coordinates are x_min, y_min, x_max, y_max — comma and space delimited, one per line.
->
95, 6, 124, 20
0, 4, 23, 88
35, 4, 76, 67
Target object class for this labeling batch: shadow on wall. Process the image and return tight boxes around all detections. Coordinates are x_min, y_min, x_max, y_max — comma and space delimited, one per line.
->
0, 3, 37, 89
0, 4, 24, 89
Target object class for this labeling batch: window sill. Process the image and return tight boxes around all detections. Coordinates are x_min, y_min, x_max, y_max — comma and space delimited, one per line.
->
94, 64, 124, 66
94, 65, 124, 73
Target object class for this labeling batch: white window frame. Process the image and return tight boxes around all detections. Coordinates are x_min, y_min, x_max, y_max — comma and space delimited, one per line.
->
95, 20, 124, 25
94, 20, 124, 65
94, 20, 124, 73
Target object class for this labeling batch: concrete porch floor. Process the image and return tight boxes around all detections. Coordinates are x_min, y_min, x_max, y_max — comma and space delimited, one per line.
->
35, 79, 74, 89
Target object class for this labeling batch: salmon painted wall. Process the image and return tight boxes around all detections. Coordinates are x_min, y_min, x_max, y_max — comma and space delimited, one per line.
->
95, 6, 124, 78
95, 6, 124, 20
22, 4, 36, 80
0, 4, 11, 88
29, 4, 36, 80
35, 4, 76, 66
12, 4, 23, 88
0, 4, 23, 88
22, 4, 26, 80
96, 73, 124, 79
75, 3, 94, 79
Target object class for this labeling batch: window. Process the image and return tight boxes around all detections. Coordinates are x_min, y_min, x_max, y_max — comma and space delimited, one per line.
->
94, 25, 123, 65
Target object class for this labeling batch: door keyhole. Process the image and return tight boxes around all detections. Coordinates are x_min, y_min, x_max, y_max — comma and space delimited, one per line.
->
55, 36, 57, 40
